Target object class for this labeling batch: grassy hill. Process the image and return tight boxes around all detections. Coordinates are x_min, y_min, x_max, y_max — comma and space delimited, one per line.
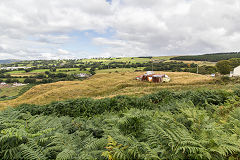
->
0, 71, 214, 109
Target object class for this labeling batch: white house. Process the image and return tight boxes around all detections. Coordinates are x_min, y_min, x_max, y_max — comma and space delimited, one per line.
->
230, 66, 240, 77
0, 82, 7, 86
76, 73, 90, 78
12, 83, 27, 87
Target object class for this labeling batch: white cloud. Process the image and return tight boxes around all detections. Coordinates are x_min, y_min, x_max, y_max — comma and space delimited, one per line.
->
98, 0, 240, 57
58, 49, 70, 55
0, 0, 240, 59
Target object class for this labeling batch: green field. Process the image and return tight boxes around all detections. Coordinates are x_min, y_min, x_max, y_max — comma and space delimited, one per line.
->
80, 56, 173, 64
0, 86, 25, 98
95, 67, 144, 73
0, 78, 25, 82
5, 70, 25, 74
30, 69, 49, 73
0, 84, 34, 101
56, 68, 89, 74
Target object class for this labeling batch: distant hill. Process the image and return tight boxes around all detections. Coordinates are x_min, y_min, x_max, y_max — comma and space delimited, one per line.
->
170, 52, 240, 62
0, 59, 20, 64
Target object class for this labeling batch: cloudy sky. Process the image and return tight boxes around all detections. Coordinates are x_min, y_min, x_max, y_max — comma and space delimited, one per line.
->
0, 0, 240, 59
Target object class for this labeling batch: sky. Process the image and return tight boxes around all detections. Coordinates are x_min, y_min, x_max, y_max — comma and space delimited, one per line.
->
0, 0, 240, 60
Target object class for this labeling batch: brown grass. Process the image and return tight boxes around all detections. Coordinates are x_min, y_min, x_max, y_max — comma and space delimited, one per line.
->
0, 72, 214, 109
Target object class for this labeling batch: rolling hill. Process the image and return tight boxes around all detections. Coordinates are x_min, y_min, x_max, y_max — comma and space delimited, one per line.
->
0, 71, 214, 109
0, 59, 20, 64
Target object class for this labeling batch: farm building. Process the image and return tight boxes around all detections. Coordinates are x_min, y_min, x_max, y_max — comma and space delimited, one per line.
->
0, 82, 7, 86
76, 73, 90, 78
12, 83, 27, 87
136, 71, 170, 83
230, 66, 240, 77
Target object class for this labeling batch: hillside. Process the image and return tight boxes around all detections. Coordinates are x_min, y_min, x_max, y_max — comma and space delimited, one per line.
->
171, 52, 240, 62
0, 71, 214, 109
3, 87, 240, 159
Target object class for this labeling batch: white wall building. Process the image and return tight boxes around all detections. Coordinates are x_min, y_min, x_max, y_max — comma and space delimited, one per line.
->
230, 66, 240, 77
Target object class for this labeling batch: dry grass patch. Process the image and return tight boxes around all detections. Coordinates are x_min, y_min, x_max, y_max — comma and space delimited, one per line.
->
0, 72, 214, 109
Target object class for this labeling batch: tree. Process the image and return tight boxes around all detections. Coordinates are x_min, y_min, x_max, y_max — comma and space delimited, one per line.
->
5, 78, 12, 83
50, 68, 56, 72
229, 58, 240, 68
35, 74, 46, 79
24, 78, 36, 84
216, 60, 232, 75
25, 68, 33, 72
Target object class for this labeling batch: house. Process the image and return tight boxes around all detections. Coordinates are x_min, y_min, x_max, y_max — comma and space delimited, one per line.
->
136, 71, 170, 83
0, 82, 7, 86
76, 73, 90, 78
12, 83, 27, 87
230, 66, 240, 77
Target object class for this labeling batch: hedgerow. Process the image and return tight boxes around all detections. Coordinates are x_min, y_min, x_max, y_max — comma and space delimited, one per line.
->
17, 89, 233, 117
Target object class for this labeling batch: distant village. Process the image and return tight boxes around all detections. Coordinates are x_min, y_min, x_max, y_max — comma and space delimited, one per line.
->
0, 67, 31, 70
0, 82, 27, 88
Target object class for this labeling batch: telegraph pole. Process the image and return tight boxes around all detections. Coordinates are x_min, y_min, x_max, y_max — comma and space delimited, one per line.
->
197, 64, 198, 74
152, 59, 154, 71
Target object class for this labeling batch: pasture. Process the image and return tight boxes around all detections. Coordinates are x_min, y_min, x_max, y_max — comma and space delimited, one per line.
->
0, 84, 33, 101
0, 71, 215, 109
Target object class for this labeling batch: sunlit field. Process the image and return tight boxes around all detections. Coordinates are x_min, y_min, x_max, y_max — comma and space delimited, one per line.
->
0, 71, 215, 109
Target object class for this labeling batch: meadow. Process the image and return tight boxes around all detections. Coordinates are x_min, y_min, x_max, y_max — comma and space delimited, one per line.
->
0, 85, 26, 98
0, 71, 215, 109
0, 84, 34, 101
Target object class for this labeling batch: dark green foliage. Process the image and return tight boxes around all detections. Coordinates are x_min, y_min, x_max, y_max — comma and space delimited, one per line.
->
24, 78, 36, 84
17, 89, 232, 118
171, 52, 240, 62
198, 65, 217, 74
2, 89, 240, 159
221, 76, 231, 83
216, 60, 232, 75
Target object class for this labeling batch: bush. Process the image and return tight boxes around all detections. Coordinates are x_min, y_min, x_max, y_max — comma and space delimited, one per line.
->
17, 89, 232, 118
24, 78, 36, 84
221, 76, 231, 82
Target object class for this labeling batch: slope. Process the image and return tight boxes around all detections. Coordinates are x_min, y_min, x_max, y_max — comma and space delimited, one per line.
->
0, 72, 214, 109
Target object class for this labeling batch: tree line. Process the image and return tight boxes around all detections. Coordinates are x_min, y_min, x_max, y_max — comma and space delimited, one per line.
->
216, 58, 240, 74
171, 52, 240, 62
